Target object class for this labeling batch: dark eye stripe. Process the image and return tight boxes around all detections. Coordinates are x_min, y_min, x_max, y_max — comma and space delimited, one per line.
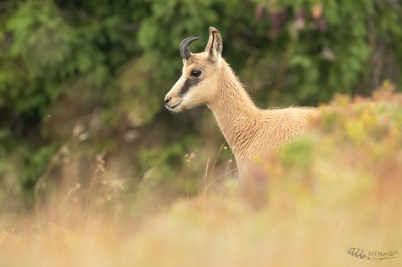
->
178, 78, 201, 96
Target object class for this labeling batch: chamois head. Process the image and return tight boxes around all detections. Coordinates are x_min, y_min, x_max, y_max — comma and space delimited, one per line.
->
164, 27, 223, 112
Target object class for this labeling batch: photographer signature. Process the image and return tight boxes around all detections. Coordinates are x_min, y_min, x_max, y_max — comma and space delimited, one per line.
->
347, 247, 397, 261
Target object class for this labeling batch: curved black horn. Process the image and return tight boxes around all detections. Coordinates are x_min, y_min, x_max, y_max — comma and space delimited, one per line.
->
180, 37, 201, 59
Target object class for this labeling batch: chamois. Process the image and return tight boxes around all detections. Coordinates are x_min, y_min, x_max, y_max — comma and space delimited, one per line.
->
165, 27, 319, 175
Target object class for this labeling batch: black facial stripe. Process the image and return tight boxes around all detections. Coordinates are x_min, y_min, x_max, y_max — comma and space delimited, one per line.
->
178, 78, 201, 96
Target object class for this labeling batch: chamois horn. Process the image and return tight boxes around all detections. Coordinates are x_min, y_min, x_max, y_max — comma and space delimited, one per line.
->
180, 37, 201, 59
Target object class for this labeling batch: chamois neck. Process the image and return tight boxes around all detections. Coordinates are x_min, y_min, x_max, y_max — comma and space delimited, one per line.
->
210, 62, 258, 113
208, 61, 260, 151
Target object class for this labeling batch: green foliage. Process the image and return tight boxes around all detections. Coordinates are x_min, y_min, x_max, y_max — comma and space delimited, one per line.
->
280, 135, 316, 168
0, 0, 401, 206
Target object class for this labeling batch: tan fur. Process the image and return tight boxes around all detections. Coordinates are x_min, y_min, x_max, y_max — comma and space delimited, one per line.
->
165, 27, 318, 175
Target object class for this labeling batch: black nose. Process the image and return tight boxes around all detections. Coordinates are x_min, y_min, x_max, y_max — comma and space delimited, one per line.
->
164, 97, 171, 104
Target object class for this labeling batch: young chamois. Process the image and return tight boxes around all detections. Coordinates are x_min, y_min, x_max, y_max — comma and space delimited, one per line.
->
165, 27, 319, 175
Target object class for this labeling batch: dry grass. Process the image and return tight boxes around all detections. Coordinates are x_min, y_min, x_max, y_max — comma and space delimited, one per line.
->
0, 83, 401, 266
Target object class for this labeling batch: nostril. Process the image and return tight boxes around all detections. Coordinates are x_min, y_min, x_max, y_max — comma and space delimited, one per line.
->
164, 97, 172, 104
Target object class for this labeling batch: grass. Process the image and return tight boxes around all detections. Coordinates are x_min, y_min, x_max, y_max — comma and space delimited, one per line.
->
0, 83, 401, 266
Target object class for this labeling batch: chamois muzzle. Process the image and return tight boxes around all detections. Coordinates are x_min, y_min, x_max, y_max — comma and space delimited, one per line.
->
180, 37, 201, 59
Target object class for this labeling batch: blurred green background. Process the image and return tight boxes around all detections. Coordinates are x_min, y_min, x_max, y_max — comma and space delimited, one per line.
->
0, 0, 401, 208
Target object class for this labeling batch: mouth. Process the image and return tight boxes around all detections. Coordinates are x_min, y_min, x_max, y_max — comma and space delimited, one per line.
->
165, 101, 182, 110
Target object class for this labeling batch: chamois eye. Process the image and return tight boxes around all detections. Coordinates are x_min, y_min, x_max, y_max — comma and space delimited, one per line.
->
190, 70, 202, 77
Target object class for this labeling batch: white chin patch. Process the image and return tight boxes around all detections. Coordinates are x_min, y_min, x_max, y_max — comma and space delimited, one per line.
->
166, 100, 183, 112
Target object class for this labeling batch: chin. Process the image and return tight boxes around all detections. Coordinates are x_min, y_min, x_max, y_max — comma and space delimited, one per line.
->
166, 102, 185, 112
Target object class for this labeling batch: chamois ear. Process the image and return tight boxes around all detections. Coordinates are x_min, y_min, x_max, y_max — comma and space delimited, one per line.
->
205, 26, 222, 62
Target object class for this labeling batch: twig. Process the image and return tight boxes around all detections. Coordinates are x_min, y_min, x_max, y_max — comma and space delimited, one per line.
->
204, 157, 210, 197
84, 153, 105, 222
205, 168, 239, 193
34, 154, 57, 225
211, 142, 226, 175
